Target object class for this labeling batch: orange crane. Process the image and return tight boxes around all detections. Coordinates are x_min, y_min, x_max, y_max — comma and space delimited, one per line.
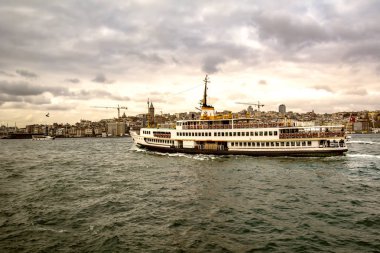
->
236, 101, 265, 111
92, 105, 128, 118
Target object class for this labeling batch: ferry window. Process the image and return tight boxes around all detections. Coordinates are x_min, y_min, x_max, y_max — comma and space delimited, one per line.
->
264, 131, 268, 136
257, 142, 260, 146
231, 142, 234, 146
242, 132, 245, 136
271, 142, 275, 146
252, 142, 255, 147
218, 132, 221, 136
274, 131, 278, 136
291, 142, 295, 146
302, 141, 306, 146
202, 132, 205, 136
248, 142, 251, 146
281, 142, 284, 146
239, 142, 242, 146
255, 132, 258, 136
229, 132, 232, 136
266, 142, 270, 147
214, 132, 217, 136
225, 132, 228, 136
233, 132, 236, 136
307, 141, 312, 146
286, 142, 290, 146
269, 131, 273, 136
260, 132, 263, 136
243, 142, 247, 146
276, 142, 280, 146
238, 132, 241, 136
296, 142, 300, 146
192, 132, 194, 136
221, 132, 224, 137
250, 132, 254, 136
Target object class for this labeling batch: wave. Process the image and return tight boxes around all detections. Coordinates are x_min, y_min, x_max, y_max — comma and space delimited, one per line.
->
346, 140, 379, 145
347, 154, 380, 159
129, 144, 218, 160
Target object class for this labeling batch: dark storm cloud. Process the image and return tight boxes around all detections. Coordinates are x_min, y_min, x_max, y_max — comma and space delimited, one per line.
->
16, 69, 38, 78
92, 73, 114, 84
0, 80, 69, 96
0, 0, 379, 84
0, 0, 258, 74
65, 78, 80, 84
252, 12, 330, 49
0, 94, 23, 105
202, 56, 226, 74
0, 70, 14, 77
0, 92, 51, 106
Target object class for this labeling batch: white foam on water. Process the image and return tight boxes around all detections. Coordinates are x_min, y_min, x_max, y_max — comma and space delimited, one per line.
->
347, 154, 380, 159
130, 145, 218, 160
347, 140, 379, 145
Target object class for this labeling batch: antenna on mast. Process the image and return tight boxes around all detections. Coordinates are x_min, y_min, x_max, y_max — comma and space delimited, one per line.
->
202, 75, 210, 107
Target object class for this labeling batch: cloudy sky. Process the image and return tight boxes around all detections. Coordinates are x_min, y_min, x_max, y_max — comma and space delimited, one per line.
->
0, 0, 379, 126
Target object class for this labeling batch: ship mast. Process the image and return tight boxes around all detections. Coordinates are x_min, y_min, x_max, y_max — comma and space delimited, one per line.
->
202, 75, 209, 107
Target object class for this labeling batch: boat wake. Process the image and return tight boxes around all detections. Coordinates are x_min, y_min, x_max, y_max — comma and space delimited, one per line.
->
347, 154, 380, 159
347, 140, 379, 145
129, 144, 218, 160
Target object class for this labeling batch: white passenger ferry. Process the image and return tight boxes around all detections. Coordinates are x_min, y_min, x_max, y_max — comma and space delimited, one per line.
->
132, 76, 348, 156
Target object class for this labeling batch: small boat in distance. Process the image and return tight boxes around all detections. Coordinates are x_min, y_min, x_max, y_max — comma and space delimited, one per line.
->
32, 135, 55, 141
132, 76, 348, 156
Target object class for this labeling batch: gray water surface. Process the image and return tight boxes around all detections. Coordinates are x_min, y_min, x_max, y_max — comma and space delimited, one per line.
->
0, 135, 379, 252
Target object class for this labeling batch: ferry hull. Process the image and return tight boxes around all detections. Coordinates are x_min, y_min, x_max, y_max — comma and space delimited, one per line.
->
136, 143, 347, 157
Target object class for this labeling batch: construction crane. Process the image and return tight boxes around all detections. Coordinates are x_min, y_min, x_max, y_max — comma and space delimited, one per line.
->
236, 101, 265, 111
92, 105, 128, 118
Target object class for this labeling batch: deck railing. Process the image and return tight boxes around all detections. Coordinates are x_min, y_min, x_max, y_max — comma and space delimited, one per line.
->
279, 132, 345, 139
182, 122, 284, 130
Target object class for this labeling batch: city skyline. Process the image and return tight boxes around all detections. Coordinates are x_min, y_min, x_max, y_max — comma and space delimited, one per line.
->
1, 0, 380, 127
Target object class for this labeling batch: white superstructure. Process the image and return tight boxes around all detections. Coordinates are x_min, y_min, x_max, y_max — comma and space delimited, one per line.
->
132, 76, 348, 156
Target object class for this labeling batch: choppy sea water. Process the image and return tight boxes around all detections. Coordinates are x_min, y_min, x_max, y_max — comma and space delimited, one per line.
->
0, 134, 379, 252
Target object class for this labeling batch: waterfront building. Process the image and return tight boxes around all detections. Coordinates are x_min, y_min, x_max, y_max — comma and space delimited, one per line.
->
107, 121, 126, 136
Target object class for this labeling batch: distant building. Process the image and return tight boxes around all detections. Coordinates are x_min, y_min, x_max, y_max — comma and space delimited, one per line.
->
147, 102, 155, 126
247, 105, 254, 115
279, 104, 286, 114
107, 122, 126, 136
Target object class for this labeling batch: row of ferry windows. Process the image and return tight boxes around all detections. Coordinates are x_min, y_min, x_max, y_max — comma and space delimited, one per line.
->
146, 138, 174, 144
177, 131, 278, 137
231, 141, 312, 147
143, 130, 151, 134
